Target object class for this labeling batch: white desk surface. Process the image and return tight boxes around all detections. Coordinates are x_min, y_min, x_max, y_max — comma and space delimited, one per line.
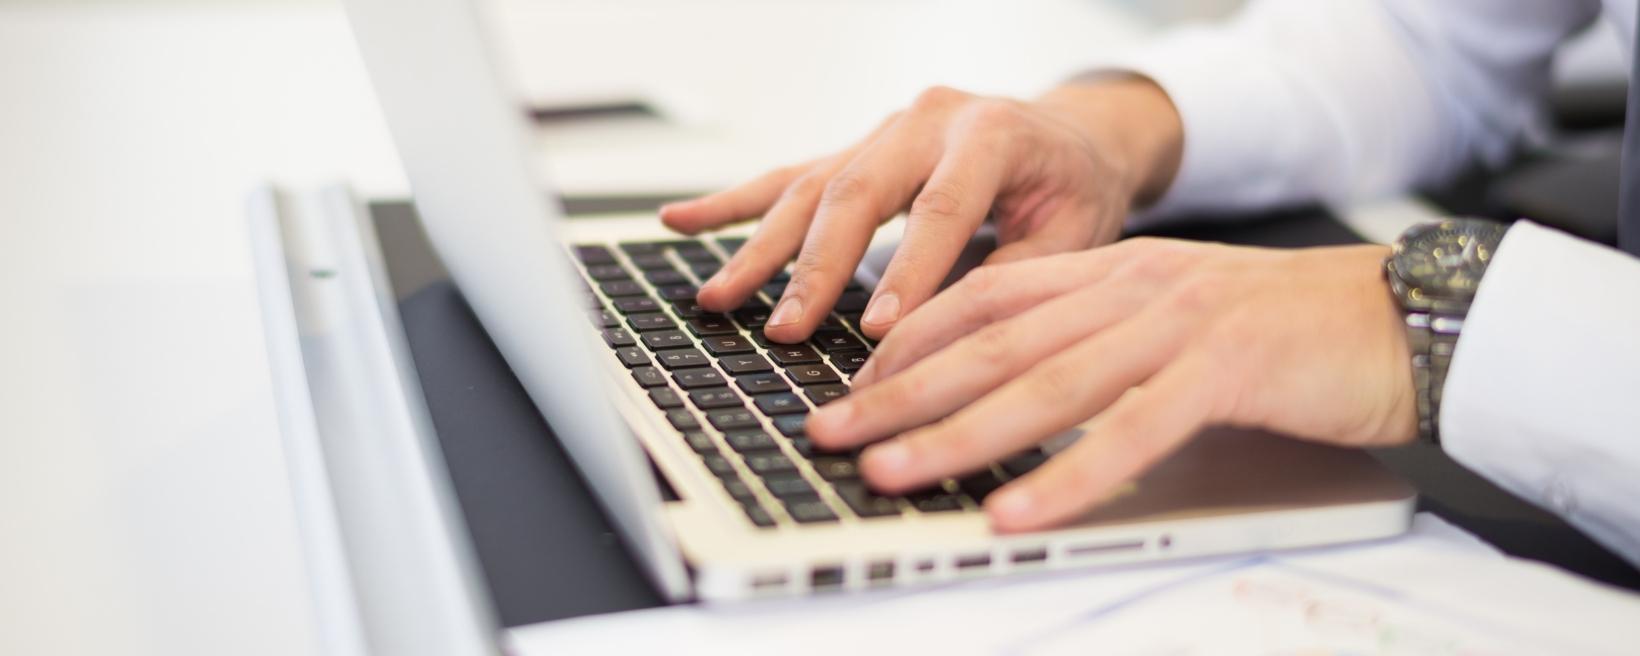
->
0, 2, 1460, 654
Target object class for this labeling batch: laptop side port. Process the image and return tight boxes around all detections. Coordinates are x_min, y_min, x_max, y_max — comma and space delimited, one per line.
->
750, 571, 789, 592
1010, 547, 1049, 565
866, 560, 896, 585
1064, 539, 1146, 558
810, 565, 845, 591
954, 553, 992, 571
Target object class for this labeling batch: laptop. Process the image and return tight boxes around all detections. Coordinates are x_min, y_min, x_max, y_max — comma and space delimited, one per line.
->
329, 0, 1416, 607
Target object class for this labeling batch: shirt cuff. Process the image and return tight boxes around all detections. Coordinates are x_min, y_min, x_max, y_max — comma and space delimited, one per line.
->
1441, 221, 1640, 567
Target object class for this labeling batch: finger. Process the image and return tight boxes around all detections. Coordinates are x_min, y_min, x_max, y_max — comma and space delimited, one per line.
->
857, 133, 1008, 339
982, 209, 1099, 267
658, 159, 817, 234
764, 121, 944, 343
986, 353, 1217, 532
808, 281, 1151, 450
857, 299, 1191, 493
695, 114, 904, 311
851, 247, 1127, 388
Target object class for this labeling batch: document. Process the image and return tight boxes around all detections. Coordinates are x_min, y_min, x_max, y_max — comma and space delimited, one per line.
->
506, 515, 1640, 655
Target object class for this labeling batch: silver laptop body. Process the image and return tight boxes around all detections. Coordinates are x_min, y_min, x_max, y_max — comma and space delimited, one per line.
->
335, 0, 1417, 603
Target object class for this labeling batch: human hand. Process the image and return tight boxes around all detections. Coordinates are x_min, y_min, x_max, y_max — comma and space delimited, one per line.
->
659, 79, 1182, 343
804, 239, 1418, 532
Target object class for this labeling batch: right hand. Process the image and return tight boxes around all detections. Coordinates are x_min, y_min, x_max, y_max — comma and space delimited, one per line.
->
659, 79, 1183, 343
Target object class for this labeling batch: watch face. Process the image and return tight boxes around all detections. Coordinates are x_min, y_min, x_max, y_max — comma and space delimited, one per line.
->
1393, 219, 1509, 300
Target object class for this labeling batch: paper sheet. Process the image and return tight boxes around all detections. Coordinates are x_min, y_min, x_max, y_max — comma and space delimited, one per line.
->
506, 514, 1640, 655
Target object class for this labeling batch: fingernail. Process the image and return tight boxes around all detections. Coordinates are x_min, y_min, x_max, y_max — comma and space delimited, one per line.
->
768, 296, 803, 327
861, 292, 901, 327
989, 488, 1033, 521
864, 441, 909, 474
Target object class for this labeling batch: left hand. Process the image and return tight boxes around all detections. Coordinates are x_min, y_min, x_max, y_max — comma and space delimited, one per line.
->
804, 238, 1419, 532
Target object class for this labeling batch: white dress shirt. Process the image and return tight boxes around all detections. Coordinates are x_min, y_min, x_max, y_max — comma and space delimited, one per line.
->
1115, 0, 1640, 568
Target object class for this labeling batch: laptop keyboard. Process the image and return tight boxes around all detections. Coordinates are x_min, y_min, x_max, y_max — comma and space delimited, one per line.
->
574, 236, 1047, 529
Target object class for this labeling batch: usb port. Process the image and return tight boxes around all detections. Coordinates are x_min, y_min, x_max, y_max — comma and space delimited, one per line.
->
1010, 547, 1048, 564
955, 553, 992, 570
866, 561, 895, 584
810, 565, 845, 590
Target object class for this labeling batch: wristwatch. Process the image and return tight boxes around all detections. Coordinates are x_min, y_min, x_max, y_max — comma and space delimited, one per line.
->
1384, 217, 1510, 444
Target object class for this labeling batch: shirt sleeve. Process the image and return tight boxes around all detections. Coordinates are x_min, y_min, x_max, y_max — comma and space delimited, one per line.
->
1442, 221, 1640, 569
1103, 0, 1601, 225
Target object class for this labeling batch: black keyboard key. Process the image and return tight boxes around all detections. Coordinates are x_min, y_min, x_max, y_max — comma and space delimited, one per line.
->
644, 269, 690, 286
761, 281, 788, 299
718, 353, 773, 375
722, 477, 756, 501
654, 348, 709, 370
688, 387, 742, 409
631, 366, 667, 388
689, 261, 721, 279
1000, 450, 1049, 478
686, 315, 737, 336
666, 409, 700, 431
716, 236, 747, 253
707, 407, 760, 431
834, 290, 870, 313
619, 241, 666, 256
641, 330, 693, 351
752, 392, 807, 415
702, 453, 736, 476
736, 373, 790, 395
787, 436, 815, 457
592, 309, 619, 328
674, 244, 719, 263
612, 296, 660, 314
769, 344, 822, 365
626, 312, 676, 332
701, 334, 755, 355
585, 264, 631, 282
805, 384, 849, 406
682, 431, 716, 453
773, 414, 807, 437
812, 331, 866, 353
745, 452, 797, 474
829, 350, 869, 373
742, 502, 775, 528
910, 491, 965, 513
770, 270, 793, 283
574, 244, 616, 264
671, 300, 706, 318
784, 496, 838, 523
673, 368, 726, 389
614, 346, 649, 368
760, 473, 816, 498
732, 303, 772, 328
957, 469, 1007, 502
833, 482, 902, 518
601, 328, 636, 348
810, 456, 860, 481
656, 284, 699, 301
628, 252, 673, 270
839, 312, 865, 331
601, 280, 646, 297
786, 363, 842, 386
723, 430, 777, 453
649, 387, 684, 409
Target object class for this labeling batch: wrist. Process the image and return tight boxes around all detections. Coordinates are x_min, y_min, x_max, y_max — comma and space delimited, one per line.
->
1032, 75, 1183, 207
